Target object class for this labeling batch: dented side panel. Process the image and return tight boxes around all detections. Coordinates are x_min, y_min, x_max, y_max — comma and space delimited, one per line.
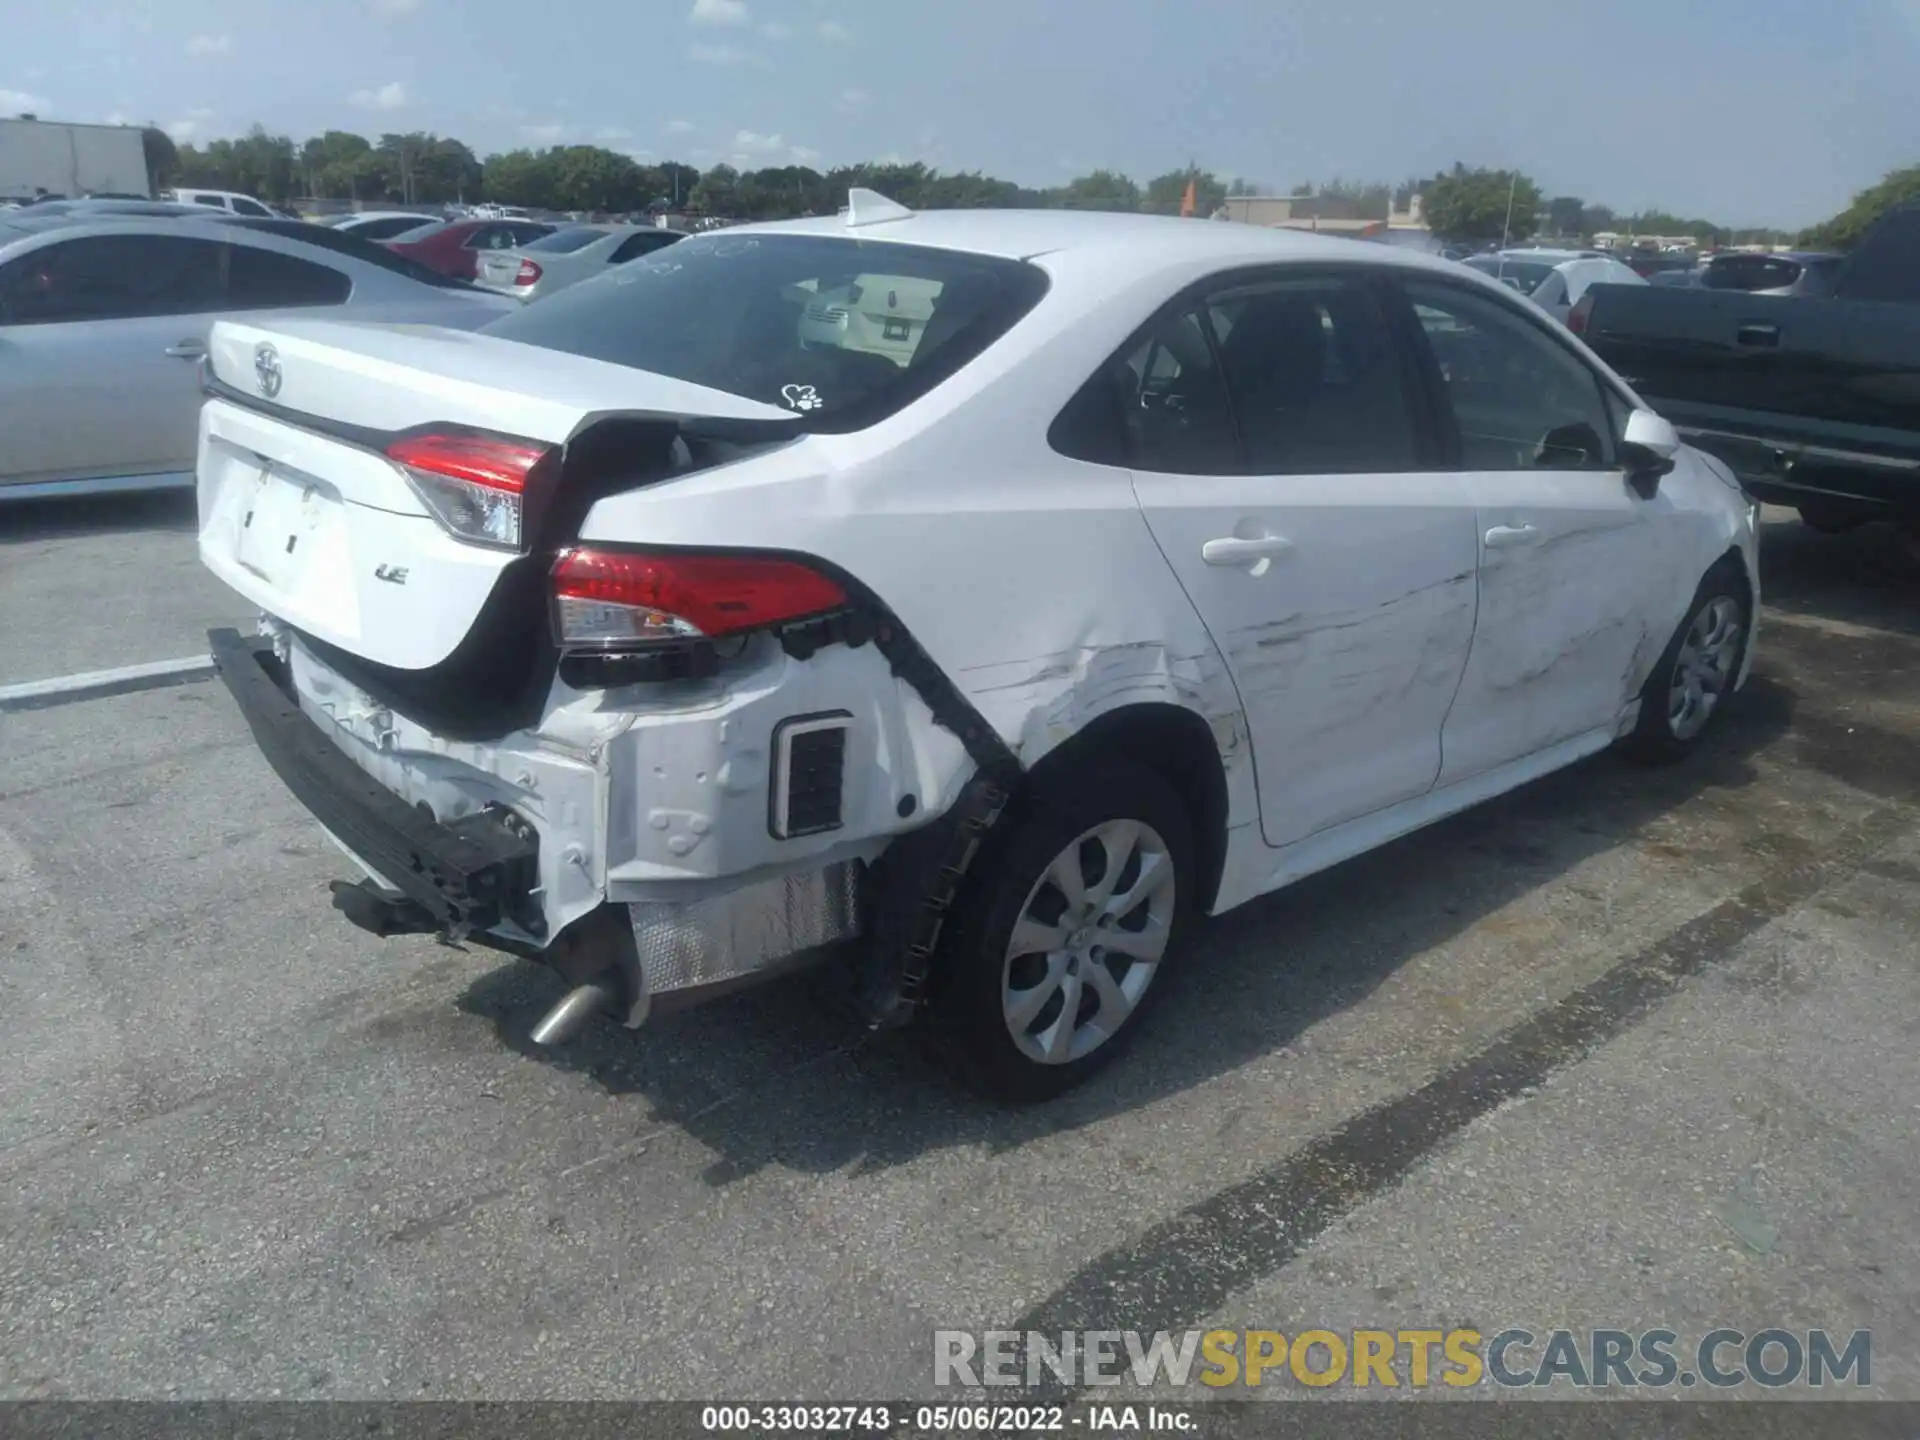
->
1128, 469, 1482, 849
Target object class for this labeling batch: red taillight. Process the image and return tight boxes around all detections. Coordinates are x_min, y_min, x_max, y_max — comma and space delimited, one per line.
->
386, 431, 553, 550
551, 548, 848, 650
1567, 294, 1595, 336
514, 259, 542, 286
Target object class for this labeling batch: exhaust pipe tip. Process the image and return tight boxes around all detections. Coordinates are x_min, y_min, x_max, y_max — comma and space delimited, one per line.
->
529, 981, 619, 1047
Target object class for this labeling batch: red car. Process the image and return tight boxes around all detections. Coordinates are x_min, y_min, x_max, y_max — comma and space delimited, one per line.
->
382, 218, 555, 280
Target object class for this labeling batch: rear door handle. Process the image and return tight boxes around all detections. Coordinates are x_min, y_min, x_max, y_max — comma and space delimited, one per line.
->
1484, 523, 1540, 550
164, 340, 206, 359
1202, 534, 1294, 567
1735, 323, 1779, 348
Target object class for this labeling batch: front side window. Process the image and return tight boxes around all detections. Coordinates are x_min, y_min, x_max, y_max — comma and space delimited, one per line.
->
192, 195, 226, 209
231, 197, 272, 218
1204, 277, 1419, 475
1404, 280, 1617, 471
481, 233, 1048, 432
0, 234, 225, 324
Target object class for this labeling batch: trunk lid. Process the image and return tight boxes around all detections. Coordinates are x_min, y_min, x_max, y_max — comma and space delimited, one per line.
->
196, 316, 798, 672
474, 248, 531, 294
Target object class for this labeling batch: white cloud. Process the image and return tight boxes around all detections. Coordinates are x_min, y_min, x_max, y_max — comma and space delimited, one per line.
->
0, 87, 51, 114
789, 144, 821, 166
368, 0, 422, 14
165, 111, 215, 141
521, 121, 569, 142
687, 0, 749, 24
594, 126, 635, 142
349, 81, 410, 111
185, 33, 232, 57
835, 87, 868, 113
818, 19, 854, 42
665, 118, 697, 134
688, 43, 763, 65
104, 111, 130, 126
758, 20, 792, 38
733, 129, 786, 154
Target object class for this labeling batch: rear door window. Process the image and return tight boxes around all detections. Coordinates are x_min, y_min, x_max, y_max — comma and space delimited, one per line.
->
1205, 277, 1420, 475
225, 243, 353, 309
480, 233, 1048, 432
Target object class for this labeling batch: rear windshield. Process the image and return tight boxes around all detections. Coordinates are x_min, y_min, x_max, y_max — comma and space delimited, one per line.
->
1463, 257, 1558, 293
1702, 255, 1802, 291
523, 226, 606, 254
480, 233, 1050, 432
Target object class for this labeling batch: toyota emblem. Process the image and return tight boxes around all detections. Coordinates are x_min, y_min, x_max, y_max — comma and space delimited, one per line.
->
253, 342, 282, 399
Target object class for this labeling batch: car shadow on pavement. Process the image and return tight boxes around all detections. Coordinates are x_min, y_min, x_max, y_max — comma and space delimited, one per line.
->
458, 669, 1798, 1184
1758, 513, 1920, 639
0, 489, 197, 546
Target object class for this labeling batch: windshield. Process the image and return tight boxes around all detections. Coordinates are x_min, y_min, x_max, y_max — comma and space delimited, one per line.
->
480, 233, 1049, 432
1462, 256, 1560, 293
522, 227, 607, 255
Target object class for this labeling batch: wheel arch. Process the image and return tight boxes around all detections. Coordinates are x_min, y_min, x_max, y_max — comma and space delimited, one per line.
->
1018, 699, 1236, 915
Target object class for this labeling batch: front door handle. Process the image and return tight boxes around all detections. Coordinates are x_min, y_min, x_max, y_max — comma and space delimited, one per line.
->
1735, 323, 1779, 348
1484, 523, 1540, 550
1202, 534, 1294, 567
164, 340, 206, 359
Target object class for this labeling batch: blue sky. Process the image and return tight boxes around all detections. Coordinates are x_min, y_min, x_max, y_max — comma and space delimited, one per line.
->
4, 0, 1916, 227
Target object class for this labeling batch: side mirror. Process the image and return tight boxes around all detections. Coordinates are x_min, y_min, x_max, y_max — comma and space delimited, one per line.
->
1619, 407, 1679, 497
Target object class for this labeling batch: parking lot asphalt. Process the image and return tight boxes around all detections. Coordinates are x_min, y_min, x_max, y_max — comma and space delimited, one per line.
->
1, 504, 1917, 1402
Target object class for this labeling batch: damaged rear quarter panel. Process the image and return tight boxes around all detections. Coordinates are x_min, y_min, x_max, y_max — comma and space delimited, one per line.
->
575, 279, 1257, 861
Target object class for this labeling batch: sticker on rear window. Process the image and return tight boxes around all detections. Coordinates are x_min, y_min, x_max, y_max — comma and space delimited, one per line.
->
781, 383, 823, 412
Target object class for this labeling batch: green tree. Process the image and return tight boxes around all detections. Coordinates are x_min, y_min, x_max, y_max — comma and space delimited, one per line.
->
1054, 169, 1141, 212
655, 160, 700, 208
1420, 163, 1544, 244
1545, 195, 1586, 237
301, 130, 373, 199
1800, 163, 1920, 249
482, 148, 559, 209
548, 145, 647, 212
689, 162, 740, 216
1141, 168, 1226, 216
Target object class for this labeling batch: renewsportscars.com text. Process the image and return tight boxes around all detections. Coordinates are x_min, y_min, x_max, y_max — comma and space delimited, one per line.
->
933, 1327, 1872, 1390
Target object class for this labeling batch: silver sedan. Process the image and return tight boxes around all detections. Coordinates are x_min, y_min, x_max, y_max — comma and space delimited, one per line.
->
471, 223, 682, 303
0, 215, 516, 501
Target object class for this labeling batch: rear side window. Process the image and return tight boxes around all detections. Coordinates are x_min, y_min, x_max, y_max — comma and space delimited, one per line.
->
226, 244, 351, 308
524, 227, 605, 254
0, 233, 225, 323
481, 233, 1049, 433
1205, 278, 1420, 475
608, 230, 677, 264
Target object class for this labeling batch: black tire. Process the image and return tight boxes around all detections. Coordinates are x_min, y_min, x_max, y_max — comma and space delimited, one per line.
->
1619, 558, 1752, 766
923, 760, 1197, 1103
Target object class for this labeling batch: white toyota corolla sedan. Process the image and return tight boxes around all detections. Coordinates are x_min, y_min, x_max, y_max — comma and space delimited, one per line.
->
196, 191, 1759, 1101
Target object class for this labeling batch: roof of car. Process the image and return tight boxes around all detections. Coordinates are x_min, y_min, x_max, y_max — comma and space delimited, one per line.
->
713, 206, 1455, 274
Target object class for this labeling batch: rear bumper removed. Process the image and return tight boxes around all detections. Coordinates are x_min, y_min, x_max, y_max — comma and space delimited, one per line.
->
210, 628, 541, 935
209, 626, 884, 1033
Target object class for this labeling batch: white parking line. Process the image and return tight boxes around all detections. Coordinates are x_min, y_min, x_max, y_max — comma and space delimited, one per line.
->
0, 654, 216, 713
